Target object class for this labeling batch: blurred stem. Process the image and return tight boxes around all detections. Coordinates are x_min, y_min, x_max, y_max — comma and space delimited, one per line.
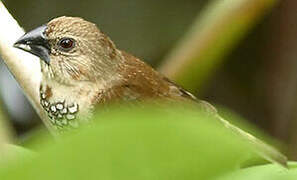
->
0, 98, 13, 145
0, 2, 54, 133
159, 0, 278, 92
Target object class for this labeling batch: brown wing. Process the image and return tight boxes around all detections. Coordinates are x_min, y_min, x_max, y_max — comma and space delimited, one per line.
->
92, 51, 216, 112
110, 51, 196, 101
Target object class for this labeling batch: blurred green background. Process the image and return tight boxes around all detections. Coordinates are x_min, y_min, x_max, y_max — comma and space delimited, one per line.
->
1, 0, 297, 160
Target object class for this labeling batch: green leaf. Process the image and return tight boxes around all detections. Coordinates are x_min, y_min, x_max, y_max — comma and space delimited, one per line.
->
216, 162, 297, 180
0, 103, 268, 180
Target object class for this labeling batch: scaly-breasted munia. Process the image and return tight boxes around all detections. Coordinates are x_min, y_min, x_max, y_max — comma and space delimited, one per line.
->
13, 16, 287, 166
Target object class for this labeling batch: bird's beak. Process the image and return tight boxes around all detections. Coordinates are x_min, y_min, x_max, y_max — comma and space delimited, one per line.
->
14, 25, 51, 64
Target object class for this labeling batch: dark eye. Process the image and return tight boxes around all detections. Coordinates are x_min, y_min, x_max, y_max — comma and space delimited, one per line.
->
58, 38, 75, 51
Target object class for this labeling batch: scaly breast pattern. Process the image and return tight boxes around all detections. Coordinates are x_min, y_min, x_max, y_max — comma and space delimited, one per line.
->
39, 85, 80, 130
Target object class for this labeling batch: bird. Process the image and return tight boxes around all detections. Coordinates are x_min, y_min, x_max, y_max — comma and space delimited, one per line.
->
13, 16, 287, 167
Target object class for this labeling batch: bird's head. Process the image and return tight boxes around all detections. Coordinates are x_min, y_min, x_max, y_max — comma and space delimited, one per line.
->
14, 16, 123, 85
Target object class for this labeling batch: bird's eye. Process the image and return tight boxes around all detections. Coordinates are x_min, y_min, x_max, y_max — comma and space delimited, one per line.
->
58, 38, 75, 51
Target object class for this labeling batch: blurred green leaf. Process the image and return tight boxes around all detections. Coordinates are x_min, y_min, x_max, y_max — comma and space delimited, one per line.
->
217, 105, 287, 153
0, 103, 258, 180
216, 162, 297, 180
0, 144, 36, 164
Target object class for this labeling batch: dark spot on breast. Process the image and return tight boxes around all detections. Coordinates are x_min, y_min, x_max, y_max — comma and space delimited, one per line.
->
45, 86, 53, 99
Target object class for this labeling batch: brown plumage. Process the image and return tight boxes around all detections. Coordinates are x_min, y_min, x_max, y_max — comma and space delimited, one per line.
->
14, 16, 287, 167
43, 17, 198, 103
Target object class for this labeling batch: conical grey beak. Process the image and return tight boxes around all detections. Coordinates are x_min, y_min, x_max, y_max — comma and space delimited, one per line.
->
14, 25, 51, 64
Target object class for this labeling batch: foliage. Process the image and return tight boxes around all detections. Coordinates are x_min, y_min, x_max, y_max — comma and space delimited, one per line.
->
0, 103, 293, 180
216, 162, 297, 180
